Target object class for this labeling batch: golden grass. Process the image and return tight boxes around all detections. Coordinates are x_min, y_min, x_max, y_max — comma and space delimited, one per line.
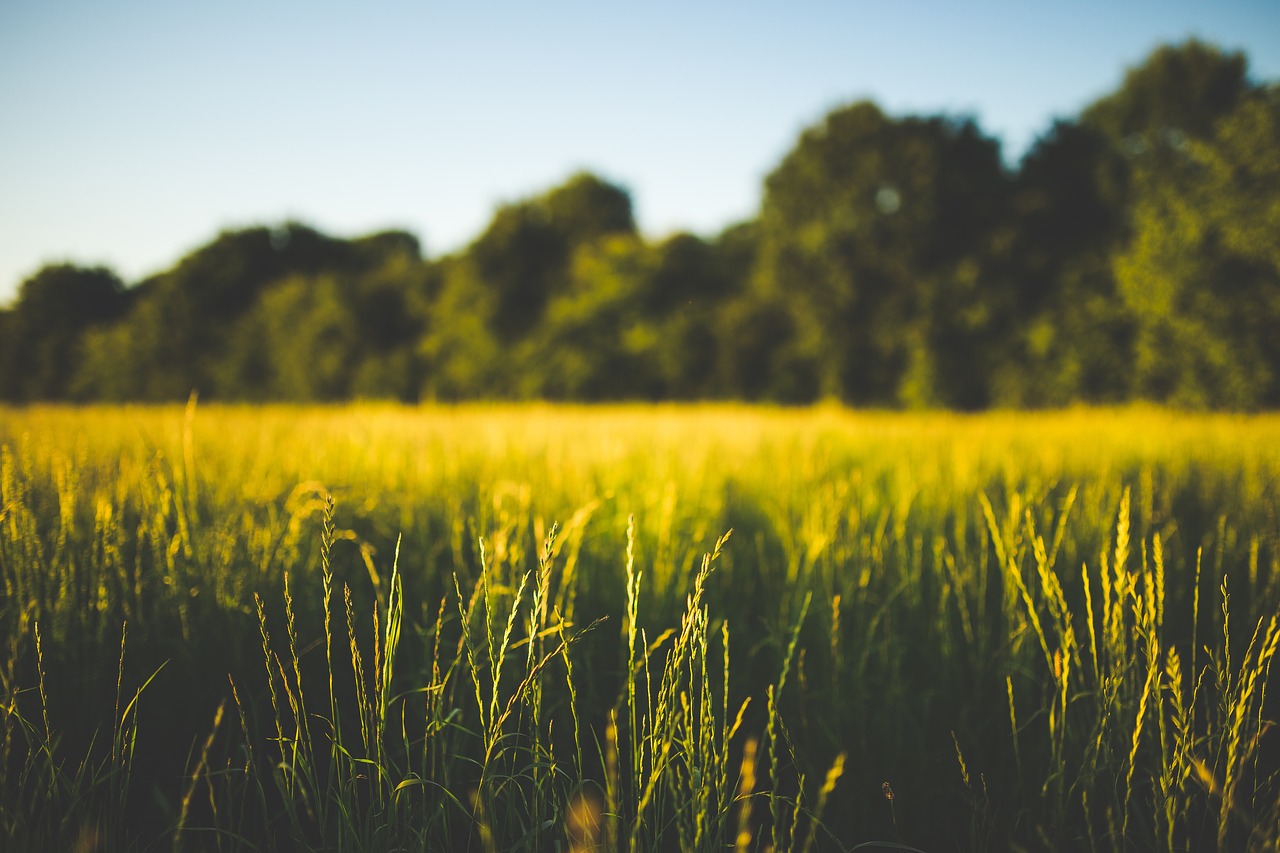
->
1, 402, 1278, 851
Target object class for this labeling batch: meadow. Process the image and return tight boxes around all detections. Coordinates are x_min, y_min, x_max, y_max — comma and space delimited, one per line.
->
1, 403, 1278, 851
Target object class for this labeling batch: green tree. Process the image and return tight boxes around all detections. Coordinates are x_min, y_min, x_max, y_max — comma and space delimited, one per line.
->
468, 172, 635, 342
0, 310, 11, 392
715, 290, 818, 402
706, 222, 803, 400
1059, 39, 1269, 408
346, 236, 434, 400
214, 232, 431, 402
418, 256, 505, 400
517, 235, 662, 400
1002, 120, 1135, 405
73, 223, 431, 401
1082, 39, 1250, 146
999, 40, 1261, 407
71, 307, 149, 401
252, 274, 361, 401
0, 264, 129, 400
754, 100, 1010, 406
512, 230, 743, 400
421, 173, 636, 397
646, 232, 741, 398
1114, 86, 1280, 407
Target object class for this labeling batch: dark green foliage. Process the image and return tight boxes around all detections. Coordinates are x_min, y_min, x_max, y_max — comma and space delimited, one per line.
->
468, 172, 636, 342
0, 265, 129, 401
716, 292, 820, 402
512, 231, 747, 401
418, 173, 639, 399
62, 224, 434, 402
752, 101, 1013, 406
1082, 39, 1250, 144
4, 41, 1279, 409
1000, 120, 1136, 405
1115, 86, 1280, 408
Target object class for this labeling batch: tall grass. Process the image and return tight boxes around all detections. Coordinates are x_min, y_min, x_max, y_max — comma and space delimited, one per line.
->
1, 403, 1278, 850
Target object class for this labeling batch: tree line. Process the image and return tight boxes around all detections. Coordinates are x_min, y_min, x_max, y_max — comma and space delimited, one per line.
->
3, 40, 1277, 409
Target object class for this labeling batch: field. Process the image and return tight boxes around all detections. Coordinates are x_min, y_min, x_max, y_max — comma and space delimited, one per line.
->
1, 403, 1278, 851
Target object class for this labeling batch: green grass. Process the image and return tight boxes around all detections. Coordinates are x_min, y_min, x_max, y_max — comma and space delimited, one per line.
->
1, 402, 1278, 851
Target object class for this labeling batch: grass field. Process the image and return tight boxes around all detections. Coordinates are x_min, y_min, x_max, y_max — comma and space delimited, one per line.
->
2, 403, 1278, 851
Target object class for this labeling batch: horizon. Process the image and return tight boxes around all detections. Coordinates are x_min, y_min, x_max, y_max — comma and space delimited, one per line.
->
3, 0, 1279, 304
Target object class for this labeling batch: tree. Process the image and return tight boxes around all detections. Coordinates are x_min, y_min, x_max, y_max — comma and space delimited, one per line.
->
514, 230, 742, 400
753, 101, 1011, 406
71, 223, 431, 401
346, 237, 433, 400
468, 172, 635, 342
418, 256, 505, 400
1001, 120, 1134, 405
421, 172, 637, 397
995, 40, 1260, 407
715, 290, 818, 402
205, 230, 431, 402
0, 264, 129, 400
646, 232, 741, 398
1114, 86, 1280, 407
1056, 39, 1272, 408
1082, 40, 1250, 146
248, 274, 361, 401
516, 235, 662, 400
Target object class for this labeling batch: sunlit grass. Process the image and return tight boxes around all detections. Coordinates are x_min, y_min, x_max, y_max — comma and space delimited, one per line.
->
1, 403, 1278, 850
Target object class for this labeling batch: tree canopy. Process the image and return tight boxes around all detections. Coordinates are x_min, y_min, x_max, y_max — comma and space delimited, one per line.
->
751, 101, 1011, 406
3, 40, 1277, 410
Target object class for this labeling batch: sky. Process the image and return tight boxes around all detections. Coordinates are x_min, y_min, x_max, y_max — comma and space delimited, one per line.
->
2, 1, 1278, 305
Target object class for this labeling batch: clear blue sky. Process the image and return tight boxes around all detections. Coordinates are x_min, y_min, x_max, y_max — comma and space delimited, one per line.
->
2, 0, 1277, 304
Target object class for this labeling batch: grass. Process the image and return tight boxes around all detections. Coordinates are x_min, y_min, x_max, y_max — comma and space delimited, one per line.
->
1, 402, 1278, 850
